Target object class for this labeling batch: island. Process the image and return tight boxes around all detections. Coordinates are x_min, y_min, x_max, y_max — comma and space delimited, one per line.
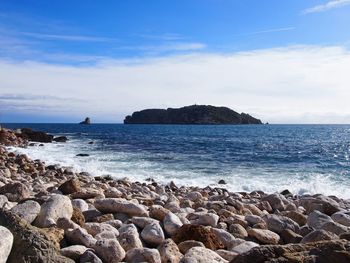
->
124, 105, 262, 124
79, 117, 91, 125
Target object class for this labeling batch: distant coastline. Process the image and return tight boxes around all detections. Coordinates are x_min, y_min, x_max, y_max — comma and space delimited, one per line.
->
124, 105, 262, 125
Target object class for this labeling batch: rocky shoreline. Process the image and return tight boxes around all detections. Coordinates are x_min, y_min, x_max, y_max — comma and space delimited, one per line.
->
1, 127, 350, 262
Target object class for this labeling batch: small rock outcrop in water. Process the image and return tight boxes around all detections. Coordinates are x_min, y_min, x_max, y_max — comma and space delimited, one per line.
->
79, 117, 91, 125
124, 105, 262, 124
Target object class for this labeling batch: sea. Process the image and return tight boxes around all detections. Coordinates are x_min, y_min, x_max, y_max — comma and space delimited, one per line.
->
3, 124, 350, 199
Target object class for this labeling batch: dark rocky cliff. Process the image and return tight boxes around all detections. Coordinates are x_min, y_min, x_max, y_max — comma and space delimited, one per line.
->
124, 105, 262, 124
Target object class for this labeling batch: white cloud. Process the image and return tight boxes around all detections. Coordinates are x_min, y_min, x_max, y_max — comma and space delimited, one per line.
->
302, 0, 350, 14
21, 32, 116, 42
234, 27, 295, 36
0, 45, 350, 123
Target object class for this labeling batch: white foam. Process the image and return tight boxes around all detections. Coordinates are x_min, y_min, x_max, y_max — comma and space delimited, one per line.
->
8, 139, 350, 200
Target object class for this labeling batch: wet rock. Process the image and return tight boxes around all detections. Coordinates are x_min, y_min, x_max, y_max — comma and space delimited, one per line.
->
173, 224, 224, 250
0, 226, 13, 263
0, 182, 30, 202
247, 228, 280, 245
218, 179, 227, 185
141, 222, 165, 246
307, 210, 333, 229
76, 154, 90, 157
181, 247, 228, 263
11, 200, 41, 224
93, 239, 125, 263
125, 247, 161, 263
53, 136, 68, 142
178, 240, 205, 254
35, 194, 73, 227
20, 128, 53, 143
79, 250, 103, 263
0, 208, 74, 262
301, 229, 338, 243
230, 241, 259, 254
58, 179, 81, 194
230, 239, 350, 263
157, 238, 183, 263
61, 245, 88, 260
164, 212, 183, 236
94, 198, 148, 216
332, 211, 350, 227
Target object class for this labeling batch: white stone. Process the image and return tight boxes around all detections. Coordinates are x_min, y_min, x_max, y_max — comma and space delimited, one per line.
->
71, 199, 89, 212
94, 239, 125, 263
141, 222, 165, 246
60, 245, 88, 260
0, 226, 13, 263
35, 194, 73, 227
230, 241, 259, 254
94, 198, 148, 216
125, 248, 161, 263
11, 200, 41, 223
163, 212, 183, 236
181, 247, 228, 263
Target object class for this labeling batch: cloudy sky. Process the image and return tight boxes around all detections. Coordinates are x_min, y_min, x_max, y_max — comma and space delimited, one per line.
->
0, 0, 350, 123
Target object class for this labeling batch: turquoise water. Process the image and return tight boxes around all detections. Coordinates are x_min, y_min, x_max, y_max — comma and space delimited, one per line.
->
4, 124, 350, 198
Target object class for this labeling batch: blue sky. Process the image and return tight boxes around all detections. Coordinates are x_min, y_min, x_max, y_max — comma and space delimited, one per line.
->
1, 1, 350, 123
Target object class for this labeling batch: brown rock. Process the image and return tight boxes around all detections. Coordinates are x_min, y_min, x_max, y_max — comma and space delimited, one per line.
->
230, 239, 350, 263
157, 238, 183, 263
71, 207, 85, 226
58, 179, 81, 195
91, 213, 115, 223
0, 182, 30, 202
172, 224, 224, 250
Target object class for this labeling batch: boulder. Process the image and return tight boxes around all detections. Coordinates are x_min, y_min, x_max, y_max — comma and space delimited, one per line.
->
230, 241, 259, 254
230, 239, 350, 263
181, 247, 228, 263
20, 128, 53, 143
118, 224, 143, 251
0, 226, 13, 263
11, 200, 41, 224
131, 216, 158, 228
173, 224, 224, 250
211, 228, 236, 248
125, 248, 161, 263
141, 222, 165, 246
280, 210, 307, 226
178, 240, 205, 254
149, 205, 170, 221
261, 193, 286, 211
322, 221, 350, 235
93, 239, 125, 263
94, 198, 148, 216
157, 238, 183, 263
79, 250, 103, 263
60, 245, 88, 260
247, 228, 280, 245
190, 212, 219, 227
263, 214, 299, 234
0, 208, 74, 262
163, 212, 183, 236
307, 210, 333, 229
332, 211, 350, 227
35, 194, 73, 228
0, 182, 30, 202
280, 229, 302, 244
229, 224, 248, 239
83, 222, 119, 237
72, 199, 89, 212
301, 229, 338, 243
65, 227, 97, 247
58, 179, 81, 195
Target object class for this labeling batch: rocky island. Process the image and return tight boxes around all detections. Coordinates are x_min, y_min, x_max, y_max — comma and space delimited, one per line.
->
124, 105, 262, 125
79, 117, 91, 125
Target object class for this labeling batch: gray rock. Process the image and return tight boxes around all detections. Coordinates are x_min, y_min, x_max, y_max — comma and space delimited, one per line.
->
72, 199, 89, 212
263, 214, 299, 234
0, 226, 13, 263
164, 212, 183, 236
35, 194, 73, 227
178, 240, 205, 254
190, 213, 219, 227
307, 210, 333, 229
125, 247, 161, 263
94, 198, 148, 216
141, 222, 165, 246
211, 228, 236, 248
61, 245, 88, 260
131, 216, 158, 229
93, 239, 125, 263
65, 226, 97, 247
80, 250, 103, 263
230, 241, 259, 254
118, 224, 143, 251
321, 221, 350, 235
180, 247, 227, 263
331, 211, 350, 227
11, 200, 41, 223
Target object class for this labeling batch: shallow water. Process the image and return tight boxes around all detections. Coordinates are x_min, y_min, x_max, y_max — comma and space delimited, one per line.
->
4, 123, 350, 199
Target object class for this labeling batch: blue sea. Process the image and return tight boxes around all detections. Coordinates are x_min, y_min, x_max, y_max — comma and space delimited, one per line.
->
3, 124, 350, 199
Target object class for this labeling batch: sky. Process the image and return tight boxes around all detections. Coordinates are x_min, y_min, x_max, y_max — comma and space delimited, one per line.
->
0, 0, 350, 123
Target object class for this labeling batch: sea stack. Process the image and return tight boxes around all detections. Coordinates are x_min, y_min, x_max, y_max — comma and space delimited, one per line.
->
79, 117, 91, 125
